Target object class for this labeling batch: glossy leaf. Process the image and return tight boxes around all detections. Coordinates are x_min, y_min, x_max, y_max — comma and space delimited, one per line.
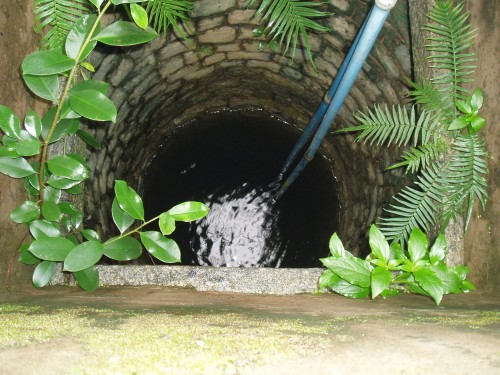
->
140, 231, 181, 263
131, 3, 149, 29
43, 186, 62, 204
448, 116, 468, 131
414, 267, 443, 305
21, 50, 75, 76
41, 201, 61, 222
81, 229, 101, 242
23, 74, 59, 102
71, 212, 83, 229
371, 267, 393, 299
159, 212, 176, 235
47, 175, 82, 190
470, 88, 483, 111
28, 237, 75, 261
15, 130, 40, 157
75, 266, 100, 291
60, 100, 81, 120
329, 278, 370, 299
59, 202, 80, 215
0, 146, 17, 158
77, 129, 100, 149
69, 89, 117, 122
369, 224, 390, 263
10, 201, 40, 223
469, 116, 486, 134
89, 0, 104, 8
431, 265, 461, 294
19, 243, 39, 265
111, 0, 144, 4
168, 201, 209, 222
104, 237, 142, 261
0, 157, 36, 178
47, 155, 89, 181
94, 21, 157, 46
80, 61, 95, 72
33, 261, 57, 288
324, 257, 372, 288
114, 180, 144, 221
0, 106, 21, 138
408, 228, 428, 263
70, 79, 109, 95
328, 233, 346, 258
429, 234, 447, 265
318, 269, 339, 291
24, 111, 43, 139
29, 220, 61, 239
66, 15, 99, 61
111, 198, 135, 233
64, 240, 104, 272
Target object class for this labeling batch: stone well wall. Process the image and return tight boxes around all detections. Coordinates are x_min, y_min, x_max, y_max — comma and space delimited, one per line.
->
84, 0, 412, 253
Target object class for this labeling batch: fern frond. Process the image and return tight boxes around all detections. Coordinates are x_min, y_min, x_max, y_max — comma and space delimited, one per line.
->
145, 0, 194, 39
408, 80, 454, 122
34, 0, 92, 51
338, 105, 442, 148
425, 0, 476, 101
252, 0, 331, 66
387, 139, 448, 174
378, 162, 446, 245
441, 134, 489, 229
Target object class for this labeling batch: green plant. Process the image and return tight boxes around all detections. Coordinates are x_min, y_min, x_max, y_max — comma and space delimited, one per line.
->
1, 0, 209, 291
319, 225, 475, 305
249, 0, 332, 68
336, 0, 489, 245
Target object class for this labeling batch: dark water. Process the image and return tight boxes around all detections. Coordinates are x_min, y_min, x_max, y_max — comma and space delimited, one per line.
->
143, 110, 340, 267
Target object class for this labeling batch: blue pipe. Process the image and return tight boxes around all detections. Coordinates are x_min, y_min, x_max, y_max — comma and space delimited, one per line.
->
279, 7, 373, 178
276, 3, 392, 199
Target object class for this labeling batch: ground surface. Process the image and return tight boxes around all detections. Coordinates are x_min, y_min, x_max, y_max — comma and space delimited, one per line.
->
0, 287, 499, 375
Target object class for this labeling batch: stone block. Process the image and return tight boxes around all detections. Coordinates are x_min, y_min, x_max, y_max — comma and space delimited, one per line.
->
197, 15, 225, 32
198, 26, 237, 44
159, 55, 185, 78
192, 0, 237, 17
158, 41, 190, 61
227, 51, 270, 61
246, 60, 281, 73
184, 66, 215, 81
228, 9, 257, 24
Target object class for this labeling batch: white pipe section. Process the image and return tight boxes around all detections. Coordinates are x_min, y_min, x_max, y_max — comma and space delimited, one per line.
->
375, 0, 398, 11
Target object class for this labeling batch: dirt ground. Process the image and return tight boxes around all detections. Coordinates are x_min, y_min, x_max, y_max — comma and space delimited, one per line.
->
0, 286, 499, 375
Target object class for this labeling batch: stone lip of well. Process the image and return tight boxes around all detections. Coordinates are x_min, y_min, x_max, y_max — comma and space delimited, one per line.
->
51, 266, 324, 295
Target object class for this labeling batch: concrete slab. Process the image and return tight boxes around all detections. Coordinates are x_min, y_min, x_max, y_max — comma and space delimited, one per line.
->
0, 287, 499, 375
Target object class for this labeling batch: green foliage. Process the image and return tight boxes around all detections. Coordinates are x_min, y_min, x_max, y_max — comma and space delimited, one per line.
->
250, 0, 332, 67
319, 225, 475, 305
144, 0, 194, 39
337, 0, 489, 245
0, 0, 210, 291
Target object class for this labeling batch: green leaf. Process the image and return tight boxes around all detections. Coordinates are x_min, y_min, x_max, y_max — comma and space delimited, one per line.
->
453, 265, 470, 281
371, 267, 393, 299
140, 231, 181, 263
0, 106, 21, 138
24, 111, 43, 139
41, 107, 80, 143
318, 269, 339, 291
29, 220, 61, 239
104, 237, 142, 261
59, 202, 80, 215
80, 61, 95, 72
71, 212, 83, 229
455, 99, 471, 114
414, 267, 443, 305
19, 243, 39, 265
0, 146, 18, 158
64, 240, 104, 272
159, 212, 176, 235
33, 261, 57, 288
89, 0, 104, 8
81, 229, 101, 242
168, 201, 209, 222
15, 130, 40, 157
66, 15, 100, 61
469, 116, 486, 134
47, 155, 89, 181
76, 129, 100, 149
28, 237, 75, 261
21, 50, 75, 76
74, 266, 100, 291
11, 201, 40, 223
114, 180, 144, 221
328, 233, 346, 258
0, 157, 36, 178
111, 0, 145, 4
131, 3, 149, 29
41, 201, 61, 222
329, 278, 370, 299
470, 88, 483, 111
448, 116, 468, 131
461, 280, 476, 292
430, 265, 461, 294
94, 21, 157, 46
60, 99, 81, 120
324, 257, 372, 288
70, 79, 109, 96
111, 198, 135, 233
23, 74, 59, 102
369, 224, 390, 264
429, 234, 446, 265
408, 228, 428, 263
69, 89, 117, 122
43, 186, 62, 204
47, 175, 82, 190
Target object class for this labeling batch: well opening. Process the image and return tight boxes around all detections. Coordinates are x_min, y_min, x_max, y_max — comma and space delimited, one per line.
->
82, 0, 412, 269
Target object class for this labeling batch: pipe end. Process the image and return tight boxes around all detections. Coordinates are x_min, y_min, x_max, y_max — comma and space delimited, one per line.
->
375, 0, 398, 11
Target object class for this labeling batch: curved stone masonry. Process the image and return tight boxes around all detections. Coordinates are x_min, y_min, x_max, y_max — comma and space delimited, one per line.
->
84, 0, 411, 255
